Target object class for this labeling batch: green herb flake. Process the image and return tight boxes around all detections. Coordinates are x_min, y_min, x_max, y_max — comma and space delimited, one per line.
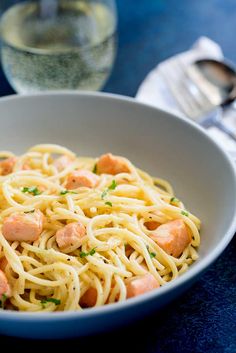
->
60, 190, 69, 195
101, 180, 117, 200
24, 209, 35, 214
22, 186, 41, 196
89, 248, 96, 256
0, 293, 7, 309
181, 210, 189, 217
41, 298, 61, 308
93, 164, 97, 174
80, 248, 96, 258
108, 180, 117, 190
105, 201, 113, 207
170, 197, 179, 204
60, 190, 77, 195
146, 246, 156, 259
150, 252, 156, 259
80, 252, 87, 258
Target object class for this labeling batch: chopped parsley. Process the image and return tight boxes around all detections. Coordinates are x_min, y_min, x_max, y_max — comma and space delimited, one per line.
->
93, 164, 97, 174
147, 246, 156, 259
0, 293, 7, 309
105, 201, 112, 207
149, 252, 156, 259
108, 180, 117, 190
170, 197, 179, 204
60, 190, 69, 195
60, 190, 77, 195
24, 210, 35, 214
41, 298, 61, 308
22, 186, 41, 196
101, 180, 117, 200
181, 210, 189, 217
80, 248, 96, 258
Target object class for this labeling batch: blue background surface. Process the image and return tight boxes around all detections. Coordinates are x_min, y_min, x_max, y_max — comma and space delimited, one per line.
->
0, 0, 236, 352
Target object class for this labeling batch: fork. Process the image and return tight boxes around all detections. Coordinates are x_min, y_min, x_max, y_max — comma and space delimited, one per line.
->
159, 57, 236, 142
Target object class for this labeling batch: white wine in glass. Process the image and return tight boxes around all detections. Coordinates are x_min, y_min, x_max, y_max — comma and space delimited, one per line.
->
0, 0, 117, 93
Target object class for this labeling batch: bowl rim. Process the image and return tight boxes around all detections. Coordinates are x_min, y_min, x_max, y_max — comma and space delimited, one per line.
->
0, 91, 235, 321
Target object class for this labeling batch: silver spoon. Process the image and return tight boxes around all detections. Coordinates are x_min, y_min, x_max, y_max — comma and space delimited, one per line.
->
187, 58, 236, 140
190, 59, 236, 106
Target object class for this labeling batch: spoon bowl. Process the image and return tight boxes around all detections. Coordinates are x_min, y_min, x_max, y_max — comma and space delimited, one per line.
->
187, 58, 236, 106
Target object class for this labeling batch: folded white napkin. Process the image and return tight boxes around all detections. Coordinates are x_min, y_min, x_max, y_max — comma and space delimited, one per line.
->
136, 37, 236, 157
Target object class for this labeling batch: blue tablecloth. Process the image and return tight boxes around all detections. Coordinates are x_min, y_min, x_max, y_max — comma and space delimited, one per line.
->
0, 1, 235, 351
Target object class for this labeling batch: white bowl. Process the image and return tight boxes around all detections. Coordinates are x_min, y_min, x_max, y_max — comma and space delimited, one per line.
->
0, 92, 235, 339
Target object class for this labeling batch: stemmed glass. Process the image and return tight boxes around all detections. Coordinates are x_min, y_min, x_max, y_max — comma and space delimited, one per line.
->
0, 0, 117, 93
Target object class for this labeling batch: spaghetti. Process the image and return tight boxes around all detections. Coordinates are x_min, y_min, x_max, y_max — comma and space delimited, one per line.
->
0, 144, 200, 311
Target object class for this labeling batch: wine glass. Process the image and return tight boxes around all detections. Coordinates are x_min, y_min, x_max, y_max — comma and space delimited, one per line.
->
0, 0, 117, 93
